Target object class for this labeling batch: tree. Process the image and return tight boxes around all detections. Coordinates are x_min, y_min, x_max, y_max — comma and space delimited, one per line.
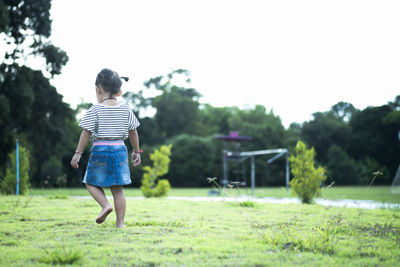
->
388, 95, 400, 110
0, 66, 79, 186
228, 105, 285, 149
330, 101, 357, 122
0, 0, 70, 183
301, 110, 353, 164
152, 86, 200, 138
326, 145, 360, 185
285, 123, 302, 150
122, 90, 151, 119
197, 104, 233, 136
168, 134, 217, 187
140, 145, 172, 197
144, 69, 201, 139
349, 103, 400, 183
23, 69, 78, 186
301, 100, 400, 185
0, 0, 68, 76
289, 141, 326, 204
228, 105, 287, 186
358, 157, 390, 185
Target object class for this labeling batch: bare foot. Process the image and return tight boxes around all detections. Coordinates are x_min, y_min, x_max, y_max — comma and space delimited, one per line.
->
95, 206, 113, 224
116, 222, 125, 228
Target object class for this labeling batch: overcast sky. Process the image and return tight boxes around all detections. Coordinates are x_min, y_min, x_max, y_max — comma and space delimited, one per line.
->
48, 0, 400, 128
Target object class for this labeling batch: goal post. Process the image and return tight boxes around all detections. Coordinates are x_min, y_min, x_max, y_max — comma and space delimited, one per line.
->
391, 164, 400, 194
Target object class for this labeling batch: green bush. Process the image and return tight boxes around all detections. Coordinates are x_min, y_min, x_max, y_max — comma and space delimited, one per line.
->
140, 145, 172, 197
289, 141, 326, 204
0, 145, 30, 195
153, 179, 171, 197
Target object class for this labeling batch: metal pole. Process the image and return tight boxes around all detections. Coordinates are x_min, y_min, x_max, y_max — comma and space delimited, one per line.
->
251, 156, 255, 196
286, 152, 289, 192
222, 151, 228, 187
16, 138, 19, 196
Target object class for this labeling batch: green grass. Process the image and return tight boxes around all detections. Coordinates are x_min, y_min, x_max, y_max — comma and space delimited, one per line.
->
30, 186, 400, 203
1, 193, 400, 266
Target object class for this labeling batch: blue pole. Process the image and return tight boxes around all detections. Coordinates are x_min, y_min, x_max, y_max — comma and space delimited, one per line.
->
251, 156, 255, 197
16, 139, 19, 196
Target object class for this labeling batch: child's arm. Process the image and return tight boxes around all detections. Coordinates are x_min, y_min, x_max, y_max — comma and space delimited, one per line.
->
128, 129, 141, 167
70, 129, 91, 169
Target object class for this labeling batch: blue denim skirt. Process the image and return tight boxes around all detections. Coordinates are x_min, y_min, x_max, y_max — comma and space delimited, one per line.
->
83, 144, 132, 187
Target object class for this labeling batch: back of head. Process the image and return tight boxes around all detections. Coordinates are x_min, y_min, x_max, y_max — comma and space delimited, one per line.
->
95, 68, 122, 95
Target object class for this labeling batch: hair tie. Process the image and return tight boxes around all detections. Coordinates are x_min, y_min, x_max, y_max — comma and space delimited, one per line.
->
120, 76, 129, 82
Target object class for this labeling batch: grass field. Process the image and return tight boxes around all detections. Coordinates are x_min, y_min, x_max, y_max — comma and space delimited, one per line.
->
1, 187, 400, 266
30, 186, 400, 203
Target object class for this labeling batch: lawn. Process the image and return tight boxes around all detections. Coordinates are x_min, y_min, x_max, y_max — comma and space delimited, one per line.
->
1, 190, 400, 266
30, 186, 400, 203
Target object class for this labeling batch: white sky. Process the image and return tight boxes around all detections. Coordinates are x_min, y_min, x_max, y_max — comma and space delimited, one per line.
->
48, 0, 400, 128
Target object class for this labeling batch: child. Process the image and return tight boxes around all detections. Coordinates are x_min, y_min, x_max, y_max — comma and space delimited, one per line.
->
70, 68, 141, 228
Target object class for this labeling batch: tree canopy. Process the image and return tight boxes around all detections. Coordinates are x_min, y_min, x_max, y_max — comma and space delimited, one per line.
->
0, 0, 77, 187
0, 0, 68, 76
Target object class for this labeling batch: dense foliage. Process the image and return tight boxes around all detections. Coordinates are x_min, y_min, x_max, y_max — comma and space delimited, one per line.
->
289, 141, 326, 203
0, 145, 30, 194
0, 0, 80, 188
140, 145, 172, 197
123, 69, 399, 187
301, 98, 400, 185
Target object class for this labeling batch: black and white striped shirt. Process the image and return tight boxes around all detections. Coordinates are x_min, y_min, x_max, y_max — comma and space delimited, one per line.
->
79, 104, 140, 141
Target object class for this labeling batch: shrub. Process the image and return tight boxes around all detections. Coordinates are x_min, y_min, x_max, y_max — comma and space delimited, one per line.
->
0, 145, 30, 195
141, 145, 172, 197
289, 141, 326, 204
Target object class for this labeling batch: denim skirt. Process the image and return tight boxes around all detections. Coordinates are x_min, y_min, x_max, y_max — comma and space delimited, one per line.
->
83, 143, 132, 187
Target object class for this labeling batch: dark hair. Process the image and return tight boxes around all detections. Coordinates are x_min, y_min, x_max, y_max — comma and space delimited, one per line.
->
95, 68, 127, 95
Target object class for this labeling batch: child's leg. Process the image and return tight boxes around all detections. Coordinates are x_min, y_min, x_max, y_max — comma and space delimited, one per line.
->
85, 184, 113, 224
110, 185, 126, 228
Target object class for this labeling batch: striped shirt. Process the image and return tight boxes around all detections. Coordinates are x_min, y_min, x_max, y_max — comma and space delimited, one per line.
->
79, 104, 140, 141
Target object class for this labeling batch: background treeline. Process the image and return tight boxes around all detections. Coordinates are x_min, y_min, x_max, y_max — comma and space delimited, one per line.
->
2, 68, 399, 188
1, 0, 399, 189
122, 70, 400, 187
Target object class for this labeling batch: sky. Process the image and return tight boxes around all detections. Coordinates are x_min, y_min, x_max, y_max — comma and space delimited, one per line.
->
48, 0, 400, 128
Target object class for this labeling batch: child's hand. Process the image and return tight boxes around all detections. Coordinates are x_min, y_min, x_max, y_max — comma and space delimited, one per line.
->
131, 152, 141, 167
71, 152, 82, 169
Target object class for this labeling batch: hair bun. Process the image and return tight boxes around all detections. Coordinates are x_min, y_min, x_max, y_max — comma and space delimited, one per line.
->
120, 76, 129, 82
95, 68, 123, 94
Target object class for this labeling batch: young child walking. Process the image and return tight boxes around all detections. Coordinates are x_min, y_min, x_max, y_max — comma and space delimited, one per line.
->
70, 68, 141, 228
